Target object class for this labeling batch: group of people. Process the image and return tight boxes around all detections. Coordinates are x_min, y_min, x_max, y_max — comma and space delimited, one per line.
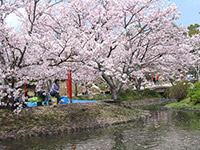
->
14, 79, 62, 107
153, 75, 159, 85
168, 74, 194, 86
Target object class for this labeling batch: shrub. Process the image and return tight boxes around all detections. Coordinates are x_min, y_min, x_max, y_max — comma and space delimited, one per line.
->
169, 80, 190, 102
188, 82, 200, 105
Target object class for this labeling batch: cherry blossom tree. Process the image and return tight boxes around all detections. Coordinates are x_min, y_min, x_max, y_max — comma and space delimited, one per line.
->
0, 0, 95, 110
56, 0, 193, 101
1, 0, 196, 107
0, 0, 25, 108
0, 0, 67, 110
188, 34, 200, 81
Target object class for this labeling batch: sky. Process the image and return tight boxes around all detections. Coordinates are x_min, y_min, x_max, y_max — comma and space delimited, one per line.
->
5, 0, 200, 30
170, 0, 200, 27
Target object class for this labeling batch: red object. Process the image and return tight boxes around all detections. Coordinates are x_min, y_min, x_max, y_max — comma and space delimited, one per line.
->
85, 81, 88, 94
24, 82, 26, 97
156, 76, 159, 80
154, 112, 156, 121
67, 70, 72, 102
132, 75, 135, 82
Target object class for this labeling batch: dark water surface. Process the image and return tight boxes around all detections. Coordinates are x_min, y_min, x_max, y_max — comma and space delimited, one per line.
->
1, 108, 200, 150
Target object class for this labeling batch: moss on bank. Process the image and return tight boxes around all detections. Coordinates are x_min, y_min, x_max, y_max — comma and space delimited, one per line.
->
0, 102, 150, 141
165, 98, 200, 111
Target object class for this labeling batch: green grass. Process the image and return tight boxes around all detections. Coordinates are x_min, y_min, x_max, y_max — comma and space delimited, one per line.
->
73, 89, 163, 101
120, 89, 163, 101
166, 98, 200, 109
73, 94, 112, 100
27, 82, 162, 102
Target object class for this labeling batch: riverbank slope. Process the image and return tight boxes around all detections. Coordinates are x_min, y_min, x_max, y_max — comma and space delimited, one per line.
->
0, 99, 172, 141
165, 98, 200, 112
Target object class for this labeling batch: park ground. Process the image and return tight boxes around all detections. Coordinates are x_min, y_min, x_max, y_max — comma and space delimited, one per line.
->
0, 97, 174, 141
1, 80, 200, 141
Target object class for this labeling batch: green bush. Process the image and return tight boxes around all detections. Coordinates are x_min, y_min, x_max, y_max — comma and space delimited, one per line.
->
169, 80, 190, 102
188, 82, 200, 105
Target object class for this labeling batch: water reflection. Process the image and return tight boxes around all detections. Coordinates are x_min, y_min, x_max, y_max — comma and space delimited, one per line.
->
1, 109, 200, 150
111, 131, 126, 150
71, 144, 76, 150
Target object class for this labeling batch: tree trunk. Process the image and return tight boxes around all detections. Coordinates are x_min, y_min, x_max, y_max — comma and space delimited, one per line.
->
46, 80, 52, 91
135, 78, 143, 91
101, 73, 123, 103
1, 78, 15, 109
74, 82, 78, 97
110, 88, 121, 102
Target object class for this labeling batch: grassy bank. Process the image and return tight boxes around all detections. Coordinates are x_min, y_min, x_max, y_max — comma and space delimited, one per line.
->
0, 102, 150, 141
120, 89, 163, 101
0, 89, 166, 141
73, 88, 163, 101
73, 94, 112, 100
165, 98, 200, 110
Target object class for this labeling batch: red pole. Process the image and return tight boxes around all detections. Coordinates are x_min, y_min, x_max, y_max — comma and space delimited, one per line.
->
132, 75, 135, 82
24, 82, 26, 97
68, 70, 72, 103
85, 81, 88, 94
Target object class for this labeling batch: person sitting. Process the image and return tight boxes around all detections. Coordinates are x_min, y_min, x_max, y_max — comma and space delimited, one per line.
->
43, 90, 51, 105
50, 79, 61, 104
34, 88, 52, 105
169, 75, 174, 85
14, 88, 27, 108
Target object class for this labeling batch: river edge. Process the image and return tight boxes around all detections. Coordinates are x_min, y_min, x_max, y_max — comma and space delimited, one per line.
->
0, 99, 174, 141
164, 98, 200, 113
165, 106, 200, 112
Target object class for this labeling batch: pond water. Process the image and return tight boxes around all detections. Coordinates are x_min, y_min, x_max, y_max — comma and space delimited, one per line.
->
1, 108, 200, 150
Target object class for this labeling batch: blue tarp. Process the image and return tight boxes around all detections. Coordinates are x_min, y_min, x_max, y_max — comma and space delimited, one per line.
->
59, 96, 105, 104
26, 102, 37, 107
26, 101, 49, 107
26, 96, 105, 107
